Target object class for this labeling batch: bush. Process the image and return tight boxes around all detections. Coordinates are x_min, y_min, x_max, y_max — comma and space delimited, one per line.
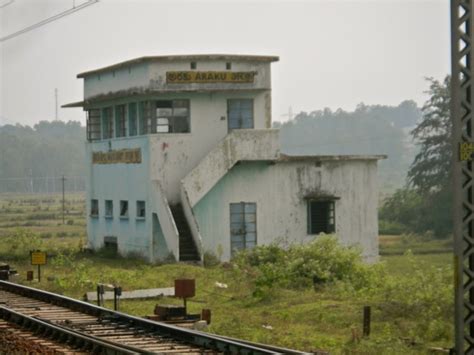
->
203, 251, 220, 267
233, 236, 379, 297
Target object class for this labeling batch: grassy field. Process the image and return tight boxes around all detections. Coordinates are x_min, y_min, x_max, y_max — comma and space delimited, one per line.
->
0, 193, 454, 354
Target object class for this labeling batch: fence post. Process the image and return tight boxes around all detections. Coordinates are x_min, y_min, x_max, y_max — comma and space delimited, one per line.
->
363, 306, 371, 337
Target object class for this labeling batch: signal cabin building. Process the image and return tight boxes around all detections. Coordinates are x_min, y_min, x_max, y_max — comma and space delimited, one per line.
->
64, 54, 383, 262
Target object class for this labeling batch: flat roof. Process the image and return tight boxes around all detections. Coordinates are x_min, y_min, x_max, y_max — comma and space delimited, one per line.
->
77, 54, 280, 78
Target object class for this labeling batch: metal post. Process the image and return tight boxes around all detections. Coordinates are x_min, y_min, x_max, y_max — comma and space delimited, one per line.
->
37, 265, 40, 283
114, 286, 121, 311
452, 1, 474, 353
96, 285, 101, 307
61, 175, 66, 224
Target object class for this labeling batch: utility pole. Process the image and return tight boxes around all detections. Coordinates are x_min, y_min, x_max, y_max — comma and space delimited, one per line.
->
55, 88, 58, 121
61, 175, 66, 224
451, 0, 474, 353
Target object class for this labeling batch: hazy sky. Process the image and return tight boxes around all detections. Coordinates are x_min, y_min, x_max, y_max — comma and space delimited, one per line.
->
0, 0, 450, 126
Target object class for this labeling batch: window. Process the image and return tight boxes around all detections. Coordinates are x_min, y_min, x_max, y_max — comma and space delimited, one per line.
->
226, 62, 232, 70
104, 236, 118, 253
115, 105, 127, 137
307, 200, 335, 235
227, 99, 254, 130
230, 202, 257, 257
128, 102, 138, 136
90, 199, 99, 217
86, 109, 101, 141
190, 61, 197, 69
120, 200, 128, 218
155, 100, 190, 133
138, 101, 152, 135
137, 200, 146, 218
102, 107, 113, 139
105, 200, 113, 218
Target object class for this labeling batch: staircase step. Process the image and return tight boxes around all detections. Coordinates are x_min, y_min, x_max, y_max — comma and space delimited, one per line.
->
171, 203, 200, 262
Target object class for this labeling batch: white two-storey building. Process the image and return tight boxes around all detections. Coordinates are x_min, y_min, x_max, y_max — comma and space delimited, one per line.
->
64, 54, 383, 262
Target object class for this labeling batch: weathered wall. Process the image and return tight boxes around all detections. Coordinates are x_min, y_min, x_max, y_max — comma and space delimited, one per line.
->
149, 91, 271, 203
84, 62, 150, 100
86, 137, 152, 258
182, 129, 280, 207
83, 60, 271, 100
193, 160, 379, 262
86, 136, 174, 261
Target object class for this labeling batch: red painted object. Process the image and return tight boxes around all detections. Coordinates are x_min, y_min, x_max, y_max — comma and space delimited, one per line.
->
174, 279, 195, 298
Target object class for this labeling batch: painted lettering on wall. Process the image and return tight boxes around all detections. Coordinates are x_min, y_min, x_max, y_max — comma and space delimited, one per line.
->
166, 71, 256, 84
92, 148, 142, 164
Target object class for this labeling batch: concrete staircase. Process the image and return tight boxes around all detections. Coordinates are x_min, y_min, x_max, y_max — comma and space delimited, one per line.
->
170, 204, 200, 261
182, 129, 280, 208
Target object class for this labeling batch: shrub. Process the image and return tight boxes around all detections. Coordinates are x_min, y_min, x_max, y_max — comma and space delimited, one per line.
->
233, 235, 378, 297
203, 251, 220, 267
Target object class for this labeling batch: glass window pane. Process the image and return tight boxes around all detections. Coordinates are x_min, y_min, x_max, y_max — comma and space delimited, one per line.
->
244, 203, 256, 213
173, 100, 188, 108
157, 108, 173, 117
230, 203, 244, 213
246, 233, 256, 243
156, 100, 173, 108
173, 107, 189, 117
230, 213, 244, 223
245, 223, 256, 232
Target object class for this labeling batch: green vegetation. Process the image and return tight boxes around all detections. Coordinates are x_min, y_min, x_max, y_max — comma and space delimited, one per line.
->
380, 76, 452, 238
379, 234, 452, 256
0, 194, 453, 354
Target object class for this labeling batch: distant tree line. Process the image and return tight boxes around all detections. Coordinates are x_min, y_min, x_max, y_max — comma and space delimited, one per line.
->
276, 100, 421, 190
0, 121, 86, 181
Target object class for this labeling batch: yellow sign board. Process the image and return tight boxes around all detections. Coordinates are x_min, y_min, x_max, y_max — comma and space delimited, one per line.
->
31, 251, 47, 265
166, 71, 256, 84
460, 142, 474, 161
92, 148, 141, 164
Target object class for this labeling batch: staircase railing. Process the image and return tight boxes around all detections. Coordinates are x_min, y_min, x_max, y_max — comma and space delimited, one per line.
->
150, 180, 180, 261
182, 129, 280, 208
180, 186, 203, 262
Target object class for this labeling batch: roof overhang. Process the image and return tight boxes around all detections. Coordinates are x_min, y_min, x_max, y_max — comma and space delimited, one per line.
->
61, 87, 267, 108
62, 100, 85, 108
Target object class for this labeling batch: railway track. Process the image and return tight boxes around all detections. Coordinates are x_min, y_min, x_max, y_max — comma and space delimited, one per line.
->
0, 280, 311, 354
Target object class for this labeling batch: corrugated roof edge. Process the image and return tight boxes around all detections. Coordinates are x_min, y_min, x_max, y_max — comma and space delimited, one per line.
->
77, 54, 280, 78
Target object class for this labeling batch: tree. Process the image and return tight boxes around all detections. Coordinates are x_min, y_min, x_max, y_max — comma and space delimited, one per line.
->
408, 76, 451, 192
381, 76, 452, 238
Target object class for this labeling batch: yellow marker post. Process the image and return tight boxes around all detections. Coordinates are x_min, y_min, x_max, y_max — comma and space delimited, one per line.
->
30, 250, 47, 282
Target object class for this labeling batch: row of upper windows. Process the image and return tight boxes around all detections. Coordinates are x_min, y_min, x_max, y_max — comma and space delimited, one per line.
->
87, 99, 190, 141
86, 98, 255, 141
90, 199, 146, 219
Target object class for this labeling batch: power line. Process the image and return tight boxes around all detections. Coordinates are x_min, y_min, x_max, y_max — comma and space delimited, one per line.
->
0, 0, 99, 42
0, 0, 15, 9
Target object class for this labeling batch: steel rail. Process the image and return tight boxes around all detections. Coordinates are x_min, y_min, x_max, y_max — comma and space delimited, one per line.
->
0, 280, 307, 354
0, 306, 140, 354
